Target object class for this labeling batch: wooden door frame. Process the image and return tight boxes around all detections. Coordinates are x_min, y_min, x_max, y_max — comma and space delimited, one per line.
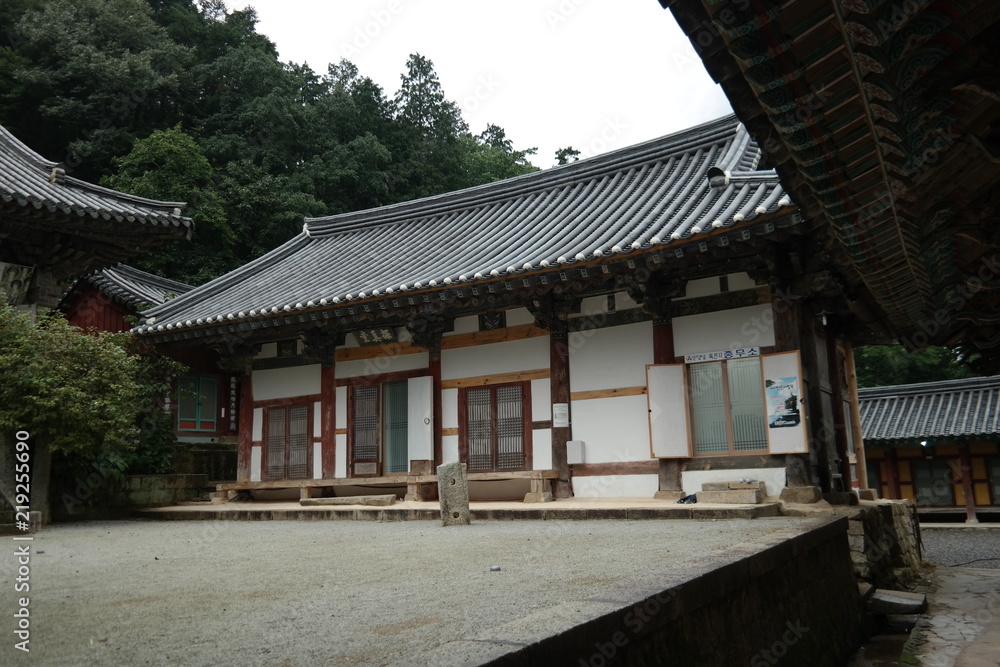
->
458, 380, 533, 471
262, 402, 313, 481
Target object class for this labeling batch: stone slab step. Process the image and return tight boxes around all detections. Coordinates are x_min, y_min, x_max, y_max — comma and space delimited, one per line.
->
701, 481, 767, 492
696, 488, 764, 504
868, 589, 927, 615
300, 495, 396, 507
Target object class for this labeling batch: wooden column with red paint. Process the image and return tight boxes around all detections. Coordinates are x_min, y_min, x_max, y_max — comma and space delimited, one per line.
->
321, 362, 336, 478
959, 445, 979, 523
429, 340, 443, 466
885, 449, 901, 500
237, 371, 253, 482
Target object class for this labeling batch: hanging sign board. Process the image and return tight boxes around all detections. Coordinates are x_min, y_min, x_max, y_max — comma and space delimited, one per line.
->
683, 347, 760, 364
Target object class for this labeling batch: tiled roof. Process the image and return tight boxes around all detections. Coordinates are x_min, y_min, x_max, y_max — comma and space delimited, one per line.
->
858, 376, 1000, 444
0, 124, 192, 232
83, 264, 193, 310
138, 115, 794, 336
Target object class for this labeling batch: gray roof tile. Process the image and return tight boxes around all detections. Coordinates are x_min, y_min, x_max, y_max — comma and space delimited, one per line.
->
139, 115, 791, 334
84, 264, 193, 310
0, 124, 193, 232
858, 376, 1000, 443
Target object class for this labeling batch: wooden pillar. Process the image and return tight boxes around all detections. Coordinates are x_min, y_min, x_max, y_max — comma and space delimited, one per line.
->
959, 445, 979, 523
429, 342, 443, 466
237, 372, 253, 482
653, 317, 683, 494
843, 342, 869, 490
321, 363, 336, 478
885, 449, 901, 500
826, 330, 853, 491
550, 330, 573, 498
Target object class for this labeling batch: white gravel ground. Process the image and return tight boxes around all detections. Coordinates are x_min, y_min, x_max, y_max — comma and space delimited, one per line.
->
3, 517, 813, 666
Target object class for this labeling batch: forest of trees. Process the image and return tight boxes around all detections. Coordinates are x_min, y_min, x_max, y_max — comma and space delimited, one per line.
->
0, 0, 540, 284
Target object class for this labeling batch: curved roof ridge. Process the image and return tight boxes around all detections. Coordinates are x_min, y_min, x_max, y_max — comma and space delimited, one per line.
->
305, 114, 741, 237
858, 375, 1000, 398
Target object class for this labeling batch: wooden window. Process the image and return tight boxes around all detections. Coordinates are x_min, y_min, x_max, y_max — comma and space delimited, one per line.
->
177, 376, 218, 432
688, 358, 767, 456
459, 382, 531, 472
265, 404, 310, 480
912, 458, 954, 506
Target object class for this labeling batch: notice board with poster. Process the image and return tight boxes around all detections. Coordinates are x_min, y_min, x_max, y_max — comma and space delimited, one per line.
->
762, 351, 809, 454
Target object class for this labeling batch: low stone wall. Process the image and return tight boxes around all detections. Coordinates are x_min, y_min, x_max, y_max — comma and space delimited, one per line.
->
847, 500, 921, 588
54, 474, 210, 521
423, 517, 863, 666
172, 443, 237, 481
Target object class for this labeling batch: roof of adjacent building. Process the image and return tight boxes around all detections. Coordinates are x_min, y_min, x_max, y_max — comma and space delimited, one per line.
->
858, 376, 1000, 445
0, 125, 193, 231
78, 264, 193, 310
138, 115, 794, 336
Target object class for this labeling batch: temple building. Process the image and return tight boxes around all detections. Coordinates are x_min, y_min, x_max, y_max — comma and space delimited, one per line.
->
137, 116, 873, 501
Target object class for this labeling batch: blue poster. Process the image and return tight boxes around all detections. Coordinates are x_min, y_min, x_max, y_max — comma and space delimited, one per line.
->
765, 376, 800, 428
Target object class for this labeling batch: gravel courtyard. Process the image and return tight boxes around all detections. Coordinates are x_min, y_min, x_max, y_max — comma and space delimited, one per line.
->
2, 517, 815, 666
920, 527, 1000, 569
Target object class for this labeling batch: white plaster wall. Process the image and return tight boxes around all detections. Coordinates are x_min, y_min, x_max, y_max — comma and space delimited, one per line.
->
672, 304, 775, 357
396, 326, 412, 343
313, 443, 322, 479
442, 388, 458, 429
313, 401, 321, 437
255, 342, 277, 359
531, 378, 550, 422
682, 468, 787, 498
615, 291, 640, 311
682, 276, 721, 299
573, 474, 658, 498
570, 394, 650, 463
532, 429, 552, 470
252, 408, 263, 441
441, 337, 548, 380
335, 435, 347, 478
250, 446, 262, 482
505, 307, 535, 327
729, 272, 756, 291
335, 386, 347, 429
576, 294, 609, 317
442, 435, 459, 464
569, 321, 652, 392
448, 315, 479, 335
253, 365, 321, 401
336, 351, 428, 379
344, 333, 360, 348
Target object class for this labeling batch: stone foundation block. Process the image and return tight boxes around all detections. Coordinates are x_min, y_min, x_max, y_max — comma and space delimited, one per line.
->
780, 486, 822, 504
653, 490, 685, 501
300, 495, 395, 507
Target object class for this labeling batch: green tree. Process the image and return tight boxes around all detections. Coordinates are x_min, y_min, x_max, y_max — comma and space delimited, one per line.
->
4, 0, 191, 180
854, 343, 978, 388
102, 124, 237, 284
555, 146, 581, 165
0, 307, 145, 521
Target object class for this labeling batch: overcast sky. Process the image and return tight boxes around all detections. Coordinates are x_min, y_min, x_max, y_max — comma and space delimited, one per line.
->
233, 0, 733, 168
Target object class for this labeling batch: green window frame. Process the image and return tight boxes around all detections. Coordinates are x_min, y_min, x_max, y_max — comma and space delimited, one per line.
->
177, 376, 218, 432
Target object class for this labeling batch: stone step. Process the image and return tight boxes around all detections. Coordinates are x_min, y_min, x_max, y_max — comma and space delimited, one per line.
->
701, 481, 767, 492
780, 486, 822, 504
696, 488, 764, 504
868, 589, 927, 615
300, 495, 396, 507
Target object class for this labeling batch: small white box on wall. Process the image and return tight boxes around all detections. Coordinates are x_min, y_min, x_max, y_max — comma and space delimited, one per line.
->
567, 440, 585, 465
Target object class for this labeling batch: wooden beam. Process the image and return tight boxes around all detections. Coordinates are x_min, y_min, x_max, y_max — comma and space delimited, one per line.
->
570, 386, 647, 401
441, 323, 548, 349
571, 461, 659, 477
441, 368, 550, 389
336, 341, 422, 362
441, 427, 458, 437
216, 468, 557, 491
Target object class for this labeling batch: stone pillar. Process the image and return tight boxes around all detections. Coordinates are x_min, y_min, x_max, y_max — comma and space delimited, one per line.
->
437, 462, 470, 525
